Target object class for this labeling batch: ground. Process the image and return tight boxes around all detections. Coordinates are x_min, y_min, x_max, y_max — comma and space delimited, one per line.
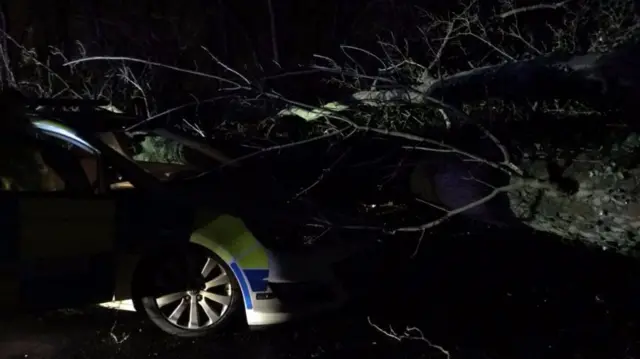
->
2, 227, 640, 359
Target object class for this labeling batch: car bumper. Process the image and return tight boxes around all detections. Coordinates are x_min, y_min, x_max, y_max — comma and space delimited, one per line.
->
245, 279, 348, 327
243, 239, 381, 327
246, 241, 389, 327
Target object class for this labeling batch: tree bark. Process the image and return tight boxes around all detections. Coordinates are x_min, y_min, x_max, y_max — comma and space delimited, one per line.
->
505, 132, 640, 255
351, 40, 640, 116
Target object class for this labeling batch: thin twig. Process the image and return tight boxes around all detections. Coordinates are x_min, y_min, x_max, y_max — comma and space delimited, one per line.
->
0, 12, 15, 88
498, 1, 569, 19
125, 95, 236, 132
64, 56, 249, 90
428, 19, 456, 70
200, 46, 252, 85
193, 127, 351, 176
266, 0, 280, 64
338, 177, 554, 234
294, 147, 352, 198
1, 30, 78, 97
367, 317, 451, 358
411, 229, 427, 258
341, 45, 388, 70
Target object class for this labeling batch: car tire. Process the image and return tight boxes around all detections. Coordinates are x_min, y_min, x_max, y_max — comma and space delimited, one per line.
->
132, 244, 243, 338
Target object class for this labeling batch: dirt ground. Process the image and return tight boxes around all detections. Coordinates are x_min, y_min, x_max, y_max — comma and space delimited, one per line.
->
3, 229, 640, 359
0, 300, 401, 359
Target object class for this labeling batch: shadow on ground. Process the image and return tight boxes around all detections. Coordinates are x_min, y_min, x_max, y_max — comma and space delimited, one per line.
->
2, 227, 640, 359
361, 228, 640, 359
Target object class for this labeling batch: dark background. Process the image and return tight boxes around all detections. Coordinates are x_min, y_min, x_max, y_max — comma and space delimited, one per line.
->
2, 0, 640, 358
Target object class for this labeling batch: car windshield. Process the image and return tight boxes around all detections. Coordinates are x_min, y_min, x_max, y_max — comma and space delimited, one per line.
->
31, 117, 233, 191
94, 128, 235, 184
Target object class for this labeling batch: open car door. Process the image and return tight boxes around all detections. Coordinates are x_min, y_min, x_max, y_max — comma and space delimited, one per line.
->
0, 126, 119, 311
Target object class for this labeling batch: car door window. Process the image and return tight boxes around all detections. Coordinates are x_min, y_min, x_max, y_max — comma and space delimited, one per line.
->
0, 135, 94, 193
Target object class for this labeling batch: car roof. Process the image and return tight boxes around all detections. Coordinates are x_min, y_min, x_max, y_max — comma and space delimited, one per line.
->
27, 106, 137, 132
32, 119, 99, 154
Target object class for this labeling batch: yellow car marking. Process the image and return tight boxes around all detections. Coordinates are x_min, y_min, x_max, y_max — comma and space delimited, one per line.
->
190, 212, 268, 269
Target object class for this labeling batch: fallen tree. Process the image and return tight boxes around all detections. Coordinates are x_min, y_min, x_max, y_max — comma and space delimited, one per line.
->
4, 0, 640, 256
83, 38, 640, 255
312, 40, 640, 255
267, 0, 640, 255
247, 22, 640, 255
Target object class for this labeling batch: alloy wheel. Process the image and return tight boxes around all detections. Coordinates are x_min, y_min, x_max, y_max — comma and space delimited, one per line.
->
153, 254, 234, 330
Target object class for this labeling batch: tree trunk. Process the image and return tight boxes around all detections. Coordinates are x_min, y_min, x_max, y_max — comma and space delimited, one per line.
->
398, 40, 640, 255
506, 132, 640, 255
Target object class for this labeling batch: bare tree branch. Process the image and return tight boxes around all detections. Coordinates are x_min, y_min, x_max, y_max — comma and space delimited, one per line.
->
367, 317, 451, 358
64, 56, 249, 90
498, 1, 570, 19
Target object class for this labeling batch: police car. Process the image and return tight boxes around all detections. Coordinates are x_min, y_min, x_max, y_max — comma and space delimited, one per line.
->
0, 100, 359, 337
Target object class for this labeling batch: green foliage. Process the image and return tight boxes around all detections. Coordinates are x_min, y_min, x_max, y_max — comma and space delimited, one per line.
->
132, 136, 186, 164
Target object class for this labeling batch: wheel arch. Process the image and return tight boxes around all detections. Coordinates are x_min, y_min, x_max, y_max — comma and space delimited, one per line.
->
126, 213, 270, 316
189, 213, 271, 313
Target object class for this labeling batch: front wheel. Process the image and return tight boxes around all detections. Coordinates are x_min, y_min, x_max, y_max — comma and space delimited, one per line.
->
133, 244, 242, 337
